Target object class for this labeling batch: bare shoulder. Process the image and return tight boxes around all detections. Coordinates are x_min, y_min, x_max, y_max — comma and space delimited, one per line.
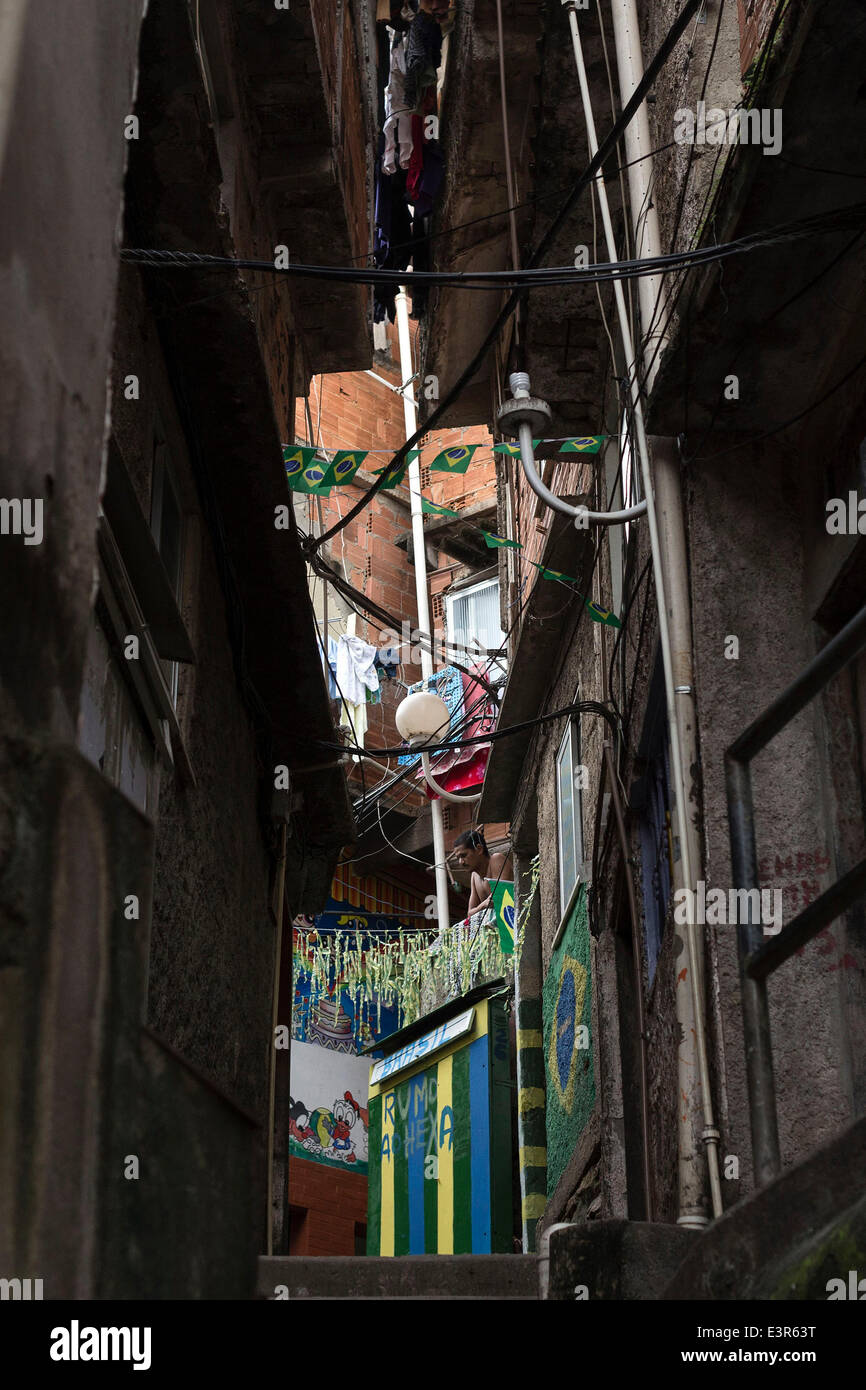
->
488, 849, 514, 881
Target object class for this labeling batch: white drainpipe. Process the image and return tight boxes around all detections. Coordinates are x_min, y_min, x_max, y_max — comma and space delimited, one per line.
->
604, 0, 722, 1223
395, 288, 452, 934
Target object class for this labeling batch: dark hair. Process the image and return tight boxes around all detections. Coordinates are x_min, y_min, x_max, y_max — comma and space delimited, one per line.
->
454, 828, 488, 854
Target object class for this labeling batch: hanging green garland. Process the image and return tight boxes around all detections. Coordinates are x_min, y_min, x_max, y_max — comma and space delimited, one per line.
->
292, 859, 542, 1036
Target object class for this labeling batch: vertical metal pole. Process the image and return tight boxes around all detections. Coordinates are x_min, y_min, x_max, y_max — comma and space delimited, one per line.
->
725, 755, 782, 1185
395, 287, 451, 935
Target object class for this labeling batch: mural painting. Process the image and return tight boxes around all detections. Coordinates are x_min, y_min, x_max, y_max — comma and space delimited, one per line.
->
289, 1039, 372, 1172
543, 883, 594, 1196
367, 996, 513, 1255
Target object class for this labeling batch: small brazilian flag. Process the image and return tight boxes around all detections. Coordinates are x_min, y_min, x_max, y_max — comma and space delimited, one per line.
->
488, 879, 516, 954
375, 460, 408, 489
537, 565, 577, 585
481, 529, 521, 551
324, 450, 367, 486
560, 436, 604, 454
493, 440, 540, 456
430, 444, 478, 473
421, 498, 461, 519
284, 445, 331, 494
584, 598, 622, 628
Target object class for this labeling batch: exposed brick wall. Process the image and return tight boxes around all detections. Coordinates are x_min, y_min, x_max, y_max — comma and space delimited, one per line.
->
289, 1156, 368, 1256
737, 0, 783, 77
297, 327, 509, 845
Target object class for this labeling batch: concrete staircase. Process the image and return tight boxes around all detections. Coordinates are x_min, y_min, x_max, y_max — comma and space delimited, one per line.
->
261, 1116, 866, 1300
258, 1254, 538, 1300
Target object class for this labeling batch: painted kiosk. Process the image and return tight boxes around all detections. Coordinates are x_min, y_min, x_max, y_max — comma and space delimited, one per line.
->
366, 982, 514, 1255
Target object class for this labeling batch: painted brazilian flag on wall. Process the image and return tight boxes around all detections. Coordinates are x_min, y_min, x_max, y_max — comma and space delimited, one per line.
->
488, 879, 516, 954
542, 883, 594, 1197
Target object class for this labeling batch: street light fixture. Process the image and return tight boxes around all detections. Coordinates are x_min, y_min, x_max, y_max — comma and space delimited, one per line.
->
395, 689, 483, 805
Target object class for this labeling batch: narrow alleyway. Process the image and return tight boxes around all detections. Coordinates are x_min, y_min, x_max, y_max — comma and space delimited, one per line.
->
2, 0, 866, 1361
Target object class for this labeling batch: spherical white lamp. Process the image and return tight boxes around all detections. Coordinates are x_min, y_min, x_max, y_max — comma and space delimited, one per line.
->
395, 689, 451, 746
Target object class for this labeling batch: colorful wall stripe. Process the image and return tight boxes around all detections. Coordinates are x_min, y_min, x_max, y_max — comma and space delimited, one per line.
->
516, 994, 547, 1251
367, 997, 513, 1255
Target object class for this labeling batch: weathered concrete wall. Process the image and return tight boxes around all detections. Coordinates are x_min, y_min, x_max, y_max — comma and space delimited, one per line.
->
0, 0, 145, 741
689, 437, 860, 1195
640, 0, 743, 259
109, 261, 278, 1119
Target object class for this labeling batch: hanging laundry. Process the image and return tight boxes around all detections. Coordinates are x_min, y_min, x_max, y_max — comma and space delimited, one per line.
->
373, 155, 413, 325
406, 112, 426, 203
404, 8, 443, 109
342, 698, 368, 747
325, 635, 340, 700
336, 634, 380, 707
374, 647, 401, 681
382, 34, 414, 175
412, 139, 444, 216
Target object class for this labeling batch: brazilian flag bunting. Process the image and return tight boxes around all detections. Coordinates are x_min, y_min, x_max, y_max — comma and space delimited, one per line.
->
537, 564, 577, 585
421, 498, 462, 519
584, 598, 622, 628
430, 444, 478, 473
376, 461, 408, 489
493, 440, 540, 456
488, 879, 516, 955
559, 436, 604, 454
284, 445, 331, 494
481, 529, 521, 551
324, 450, 367, 486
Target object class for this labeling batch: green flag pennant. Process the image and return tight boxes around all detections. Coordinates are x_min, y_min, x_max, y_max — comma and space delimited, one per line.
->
377, 461, 408, 489
584, 598, 622, 629
421, 498, 462, 519
559, 436, 605, 454
284, 445, 331, 494
488, 879, 516, 955
323, 450, 367, 486
493, 440, 540, 456
430, 444, 478, 473
481, 529, 522, 551
536, 563, 578, 585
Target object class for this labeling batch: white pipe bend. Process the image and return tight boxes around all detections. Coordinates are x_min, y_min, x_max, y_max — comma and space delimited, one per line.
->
517, 422, 647, 525
421, 751, 483, 804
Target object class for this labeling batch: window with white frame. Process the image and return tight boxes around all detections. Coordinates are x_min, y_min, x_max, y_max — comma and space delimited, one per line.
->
556, 707, 584, 916
445, 576, 507, 676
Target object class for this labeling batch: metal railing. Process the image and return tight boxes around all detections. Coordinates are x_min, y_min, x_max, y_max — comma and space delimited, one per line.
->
725, 603, 866, 1187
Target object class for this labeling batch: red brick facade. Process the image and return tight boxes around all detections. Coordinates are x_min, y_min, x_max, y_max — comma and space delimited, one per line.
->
288, 1156, 368, 1257
737, 0, 783, 76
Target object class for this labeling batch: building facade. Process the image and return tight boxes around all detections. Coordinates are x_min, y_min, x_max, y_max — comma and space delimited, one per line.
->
0, 0, 369, 1298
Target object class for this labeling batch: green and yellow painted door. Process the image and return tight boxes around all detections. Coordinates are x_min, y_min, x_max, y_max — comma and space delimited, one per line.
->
367, 996, 513, 1255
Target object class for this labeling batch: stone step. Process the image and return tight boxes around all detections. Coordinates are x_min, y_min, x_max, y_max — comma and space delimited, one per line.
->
258, 1254, 538, 1300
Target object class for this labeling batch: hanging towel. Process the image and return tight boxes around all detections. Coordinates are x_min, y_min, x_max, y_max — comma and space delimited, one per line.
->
324, 635, 340, 699
336, 634, 380, 706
